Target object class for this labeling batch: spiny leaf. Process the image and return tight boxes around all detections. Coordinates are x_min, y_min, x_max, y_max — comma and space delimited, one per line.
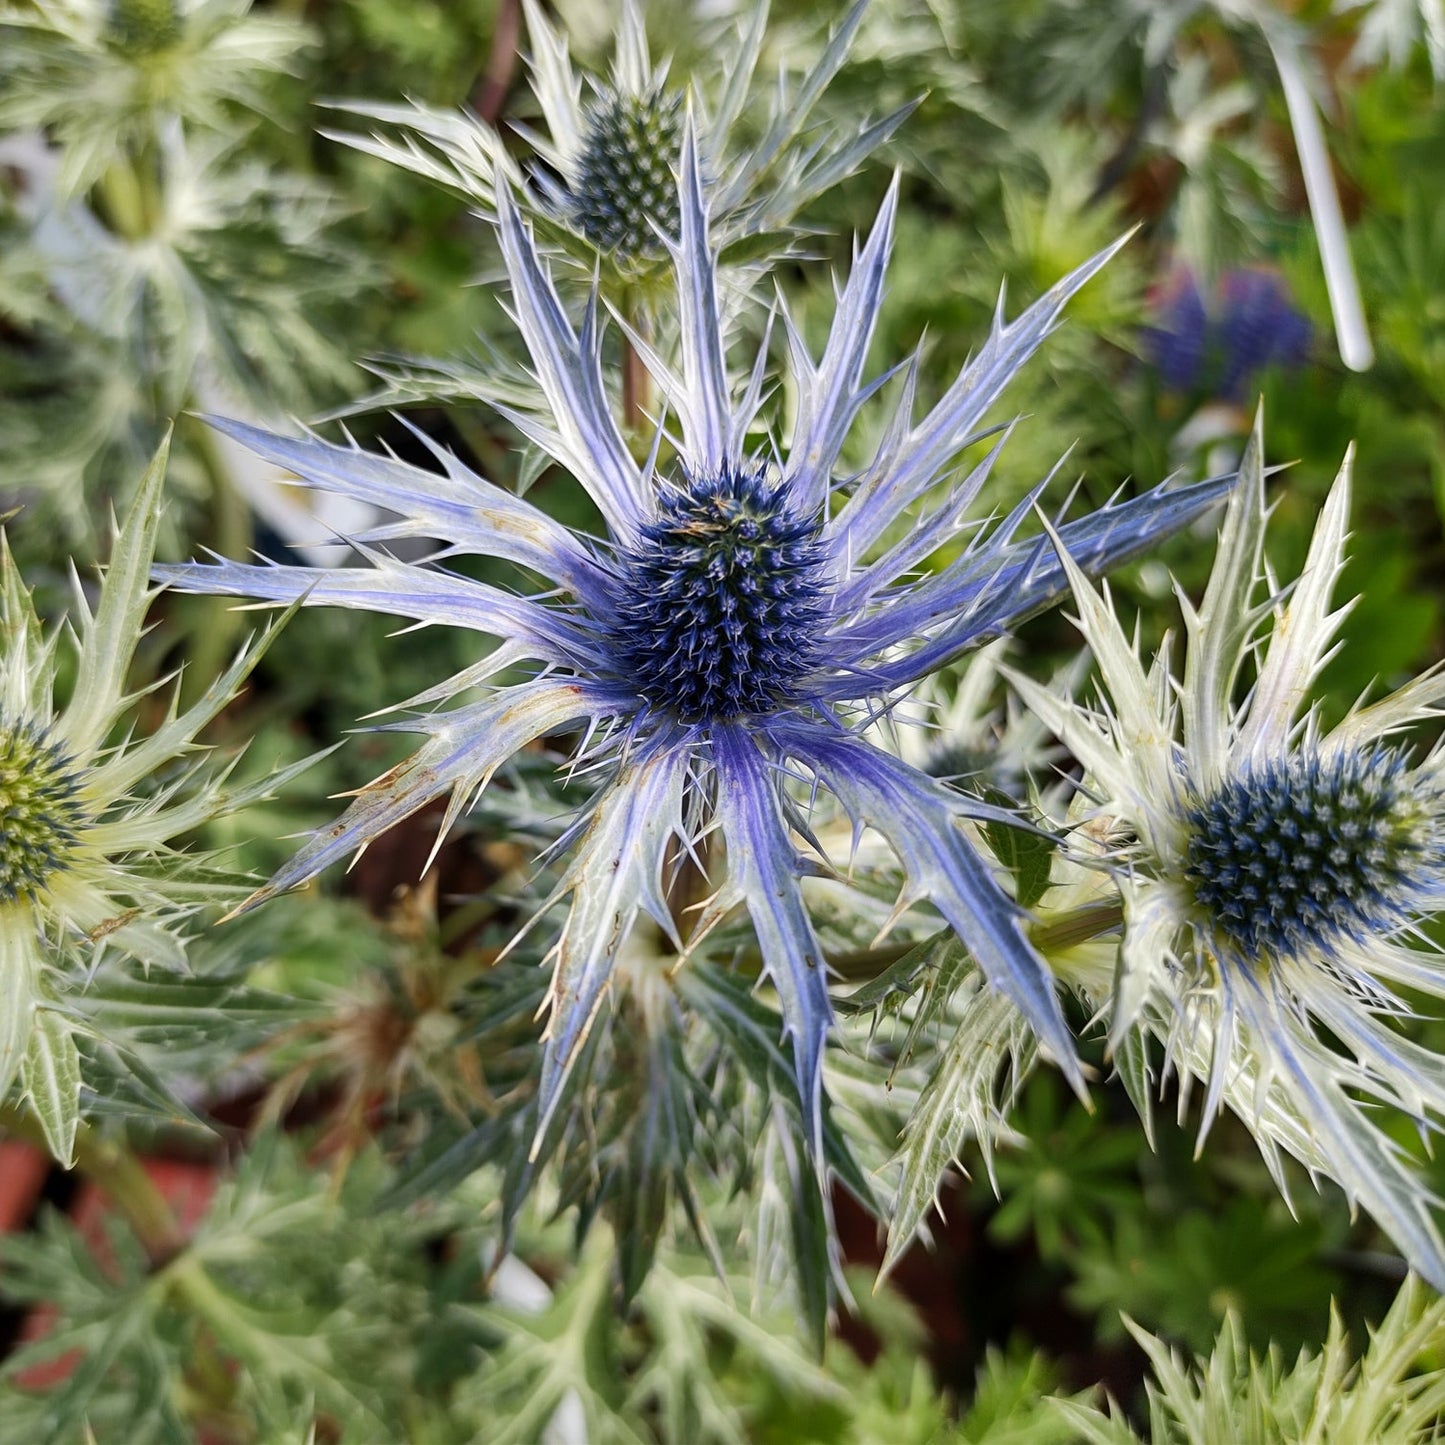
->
882, 976, 1038, 1280
977, 786, 1057, 910
23, 1007, 82, 1166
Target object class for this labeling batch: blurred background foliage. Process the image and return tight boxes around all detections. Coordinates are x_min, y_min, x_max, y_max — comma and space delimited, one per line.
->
3, 0, 1445, 1440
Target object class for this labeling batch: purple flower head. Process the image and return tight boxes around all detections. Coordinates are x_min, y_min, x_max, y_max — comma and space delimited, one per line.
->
1146, 262, 1312, 401
1143, 264, 1210, 393
156, 136, 1233, 1153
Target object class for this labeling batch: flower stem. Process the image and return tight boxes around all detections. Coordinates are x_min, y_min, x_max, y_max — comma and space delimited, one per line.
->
621, 296, 653, 439
1030, 899, 1125, 954
828, 900, 1128, 984
0, 1105, 185, 1264
475, 0, 522, 124
622, 336, 651, 435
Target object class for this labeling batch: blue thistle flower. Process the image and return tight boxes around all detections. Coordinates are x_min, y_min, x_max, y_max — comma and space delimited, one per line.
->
1184, 746, 1432, 962
1145, 262, 1312, 401
1143, 265, 1210, 394
1215, 267, 1313, 401
607, 461, 828, 721
156, 136, 1231, 1147
1008, 415, 1445, 1287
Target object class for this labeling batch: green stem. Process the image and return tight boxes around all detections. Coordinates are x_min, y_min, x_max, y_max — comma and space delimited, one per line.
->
190, 411, 253, 562
813, 900, 1127, 987
1030, 899, 1125, 954
96, 160, 150, 242
95, 137, 165, 242
0, 1105, 184, 1264
76, 1129, 188, 1264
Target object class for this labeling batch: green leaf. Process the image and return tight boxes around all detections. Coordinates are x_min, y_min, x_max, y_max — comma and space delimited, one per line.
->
718, 229, 796, 266
833, 928, 951, 1018
24, 1007, 82, 1166
77, 1037, 210, 1133
882, 976, 1037, 1279
378, 1114, 514, 1213
679, 962, 873, 1207
785, 1139, 835, 1360
0, 917, 39, 1106
977, 786, 1056, 909
613, 1028, 693, 1306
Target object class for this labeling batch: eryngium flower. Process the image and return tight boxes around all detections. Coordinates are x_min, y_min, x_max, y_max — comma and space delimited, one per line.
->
0, 0, 307, 196
328, 0, 910, 275
1144, 262, 1311, 401
1007, 416, 1445, 1287
156, 141, 1230, 1145
0, 436, 294, 1165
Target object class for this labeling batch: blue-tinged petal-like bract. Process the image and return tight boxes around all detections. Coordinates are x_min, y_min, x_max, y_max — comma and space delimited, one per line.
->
157, 134, 1231, 1146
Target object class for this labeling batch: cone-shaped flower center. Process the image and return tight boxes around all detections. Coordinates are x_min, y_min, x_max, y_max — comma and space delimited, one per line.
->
0, 725, 84, 902
569, 86, 683, 259
106, 0, 184, 56
1184, 747, 1432, 961
609, 463, 828, 723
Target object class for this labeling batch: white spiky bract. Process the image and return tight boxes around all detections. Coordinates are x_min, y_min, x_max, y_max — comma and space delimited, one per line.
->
0, 0, 308, 197
1006, 412, 1445, 1287
326, 0, 911, 274
156, 136, 1231, 1155
1057, 1274, 1445, 1444
0, 435, 301, 1164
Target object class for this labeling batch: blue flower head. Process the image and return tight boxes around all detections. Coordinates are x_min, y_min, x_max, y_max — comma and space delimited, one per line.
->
1184, 745, 1436, 963
1145, 262, 1312, 401
157, 134, 1231, 1149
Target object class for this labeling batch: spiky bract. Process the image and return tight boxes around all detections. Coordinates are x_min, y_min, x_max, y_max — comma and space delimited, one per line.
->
0, 436, 298, 1165
325, 0, 913, 282
156, 136, 1229, 1169
1007, 414, 1445, 1290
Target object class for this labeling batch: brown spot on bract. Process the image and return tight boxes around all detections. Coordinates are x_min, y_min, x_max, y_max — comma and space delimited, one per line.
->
88, 909, 140, 943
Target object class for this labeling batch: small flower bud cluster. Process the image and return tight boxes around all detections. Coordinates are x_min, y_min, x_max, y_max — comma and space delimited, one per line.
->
0, 724, 84, 902
568, 86, 684, 260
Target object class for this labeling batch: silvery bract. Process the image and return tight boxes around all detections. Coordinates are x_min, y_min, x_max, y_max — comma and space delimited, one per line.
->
0, 436, 296, 1164
157, 140, 1230, 1148
328, 0, 911, 277
1008, 414, 1445, 1286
